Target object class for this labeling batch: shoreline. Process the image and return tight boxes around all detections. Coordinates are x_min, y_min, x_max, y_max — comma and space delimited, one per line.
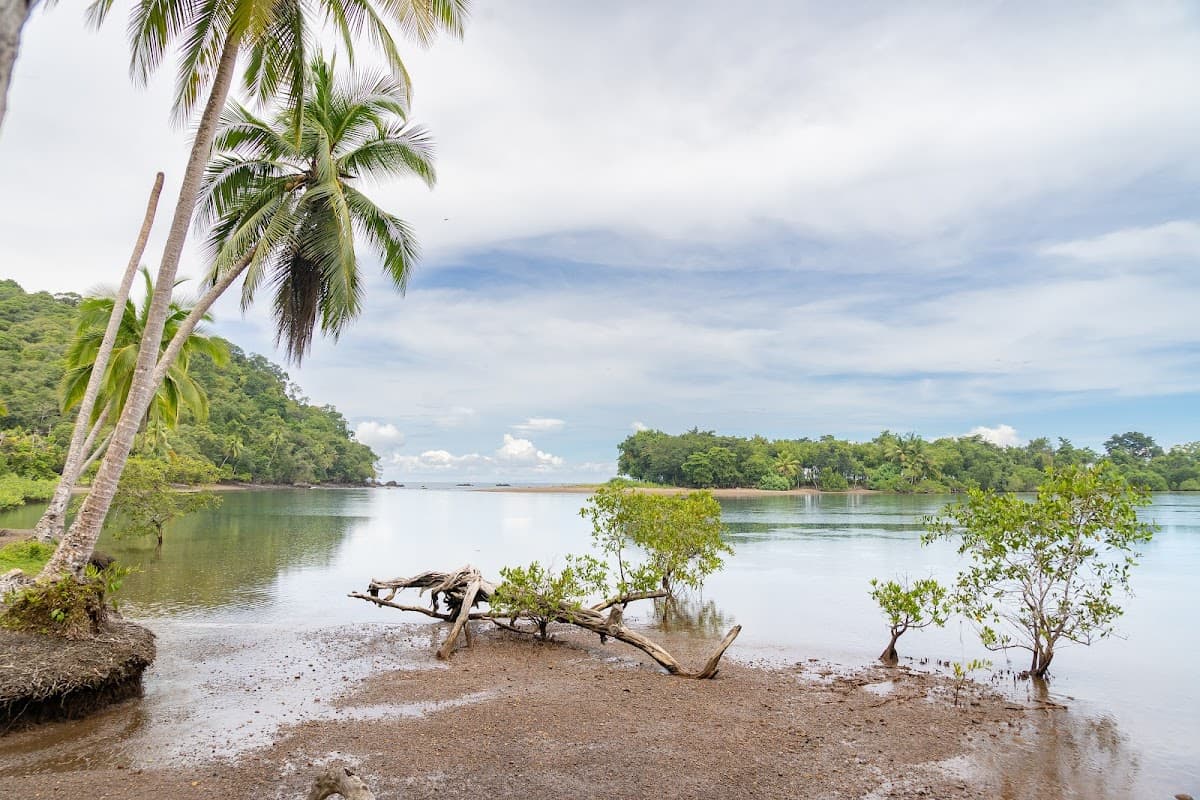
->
478, 484, 879, 498
0, 620, 1070, 799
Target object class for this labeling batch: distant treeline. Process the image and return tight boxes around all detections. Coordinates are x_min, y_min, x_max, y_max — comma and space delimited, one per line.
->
0, 280, 376, 490
617, 428, 1199, 492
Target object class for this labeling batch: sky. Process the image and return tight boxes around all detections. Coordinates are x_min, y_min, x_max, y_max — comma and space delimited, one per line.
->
2, 1, 1199, 481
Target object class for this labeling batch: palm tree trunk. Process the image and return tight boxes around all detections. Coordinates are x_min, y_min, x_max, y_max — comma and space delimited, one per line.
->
0, 0, 32, 132
39, 30, 243, 580
78, 429, 114, 475
33, 174, 164, 543
150, 252, 252, 388
34, 410, 108, 543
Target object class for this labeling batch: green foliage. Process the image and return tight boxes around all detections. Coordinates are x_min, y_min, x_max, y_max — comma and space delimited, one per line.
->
950, 658, 992, 707
0, 281, 377, 487
618, 427, 1200, 492
924, 463, 1155, 678
0, 429, 63, 480
0, 279, 80, 435
869, 577, 948, 645
61, 268, 229, 429
581, 486, 732, 596
490, 557, 609, 640
0, 473, 56, 511
200, 56, 435, 364
0, 539, 57, 573
0, 563, 129, 638
106, 457, 222, 545
818, 467, 849, 491
757, 473, 791, 491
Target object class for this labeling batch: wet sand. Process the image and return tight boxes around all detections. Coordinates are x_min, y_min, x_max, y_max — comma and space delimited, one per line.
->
0, 619, 1141, 800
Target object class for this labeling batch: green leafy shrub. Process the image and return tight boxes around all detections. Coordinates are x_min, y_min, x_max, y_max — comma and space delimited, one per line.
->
818, 468, 849, 491
757, 473, 791, 491
581, 486, 732, 596
869, 577, 948, 663
1180, 478, 1200, 491
925, 462, 1154, 679
489, 557, 608, 639
106, 457, 221, 546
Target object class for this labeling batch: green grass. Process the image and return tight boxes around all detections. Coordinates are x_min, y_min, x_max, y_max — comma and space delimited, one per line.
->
0, 540, 55, 574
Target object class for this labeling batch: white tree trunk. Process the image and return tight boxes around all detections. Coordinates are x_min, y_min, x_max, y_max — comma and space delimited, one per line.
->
0, 0, 31, 132
34, 175, 163, 543
39, 31, 243, 579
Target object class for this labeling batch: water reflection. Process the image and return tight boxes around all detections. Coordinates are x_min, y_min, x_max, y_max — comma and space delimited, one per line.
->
97, 490, 368, 617
984, 707, 1142, 800
649, 594, 734, 638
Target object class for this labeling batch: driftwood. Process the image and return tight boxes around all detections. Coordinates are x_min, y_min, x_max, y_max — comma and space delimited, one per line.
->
350, 565, 741, 679
307, 765, 374, 800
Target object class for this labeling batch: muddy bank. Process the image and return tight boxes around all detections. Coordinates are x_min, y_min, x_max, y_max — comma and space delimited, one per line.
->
0, 620, 155, 730
0, 621, 1084, 800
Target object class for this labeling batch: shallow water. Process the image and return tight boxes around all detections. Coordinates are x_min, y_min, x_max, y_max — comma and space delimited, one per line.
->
1, 488, 1196, 796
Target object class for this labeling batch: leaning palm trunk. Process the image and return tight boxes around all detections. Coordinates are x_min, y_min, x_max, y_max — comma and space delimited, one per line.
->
39, 31, 243, 579
34, 174, 164, 543
33, 410, 108, 541
0, 0, 32, 131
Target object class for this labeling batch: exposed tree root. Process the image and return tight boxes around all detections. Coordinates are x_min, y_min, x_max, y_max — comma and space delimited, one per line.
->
350, 565, 741, 679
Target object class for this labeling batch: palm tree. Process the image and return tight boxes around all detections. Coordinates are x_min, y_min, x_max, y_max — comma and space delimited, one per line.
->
264, 427, 286, 473
60, 269, 228, 429
30, 174, 165, 543
197, 56, 435, 361
33, 270, 228, 543
773, 452, 800, 489
221, 434, 245, 469
0, 0, 33, 130
42, 0, 468, 579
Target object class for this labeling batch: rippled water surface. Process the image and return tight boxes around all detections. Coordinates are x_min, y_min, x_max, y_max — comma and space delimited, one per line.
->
2, 488, 1196, 796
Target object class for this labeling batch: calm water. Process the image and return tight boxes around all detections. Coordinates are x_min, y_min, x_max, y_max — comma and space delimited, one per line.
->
2, 488, 1197, 795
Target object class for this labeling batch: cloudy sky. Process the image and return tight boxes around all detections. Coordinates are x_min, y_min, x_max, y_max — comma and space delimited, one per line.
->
3, 1, 1199, 480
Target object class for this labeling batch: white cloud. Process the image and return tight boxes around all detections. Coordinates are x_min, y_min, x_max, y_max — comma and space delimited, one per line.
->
631, 421, 649, 432
511, 417, 565, 434
1041, 220, 1200, 263
386, 434, 564, 478
354, 421, 404, 450
967, 424, 1021, 448
8, 4, 1200, 291
496, 434, 564, 467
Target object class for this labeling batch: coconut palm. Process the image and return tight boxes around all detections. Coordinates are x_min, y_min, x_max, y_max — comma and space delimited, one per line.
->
33, 270, 228, 543
197, 55, 435, 362
221, 434, 245, 468
773, 452, 800, 489
60, 269, 228, 429
41, 0, 466, 580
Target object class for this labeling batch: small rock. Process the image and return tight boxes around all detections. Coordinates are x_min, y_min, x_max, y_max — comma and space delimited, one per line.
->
1174, 794, 1193, 800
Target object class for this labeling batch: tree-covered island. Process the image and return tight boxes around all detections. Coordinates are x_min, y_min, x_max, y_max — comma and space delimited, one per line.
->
618, 427, 1199, 492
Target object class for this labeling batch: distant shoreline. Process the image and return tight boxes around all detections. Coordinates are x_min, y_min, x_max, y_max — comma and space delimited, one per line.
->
477, 484, 878, 498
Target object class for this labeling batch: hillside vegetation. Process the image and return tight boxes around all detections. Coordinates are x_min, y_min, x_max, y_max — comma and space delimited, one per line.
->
0, 279, 376, 499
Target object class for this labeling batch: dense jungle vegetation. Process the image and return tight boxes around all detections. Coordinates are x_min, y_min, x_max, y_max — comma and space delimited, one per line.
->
0, 279, 376, 506
618, 427, 1200, 492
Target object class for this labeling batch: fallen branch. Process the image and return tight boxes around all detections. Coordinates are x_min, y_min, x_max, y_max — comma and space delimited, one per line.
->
350, 566, 740, 679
